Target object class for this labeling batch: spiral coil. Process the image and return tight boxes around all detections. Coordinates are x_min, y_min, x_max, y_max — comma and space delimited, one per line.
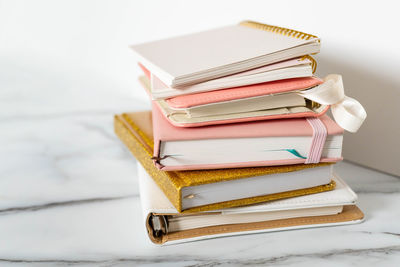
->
301, 55, 317, 73
240, 20, 319, 41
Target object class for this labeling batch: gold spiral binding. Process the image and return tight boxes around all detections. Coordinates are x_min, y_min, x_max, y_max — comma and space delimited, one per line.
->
239, 20, 319, 41
300, 55, 317, 73
240, 21, 319, 73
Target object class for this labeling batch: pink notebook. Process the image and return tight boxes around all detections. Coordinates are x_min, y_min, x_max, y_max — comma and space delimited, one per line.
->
152, 103, 343, 171
166, 77, 323, 108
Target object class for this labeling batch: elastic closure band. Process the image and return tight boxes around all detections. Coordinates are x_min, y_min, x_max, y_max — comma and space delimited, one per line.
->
305, 118, 327, 164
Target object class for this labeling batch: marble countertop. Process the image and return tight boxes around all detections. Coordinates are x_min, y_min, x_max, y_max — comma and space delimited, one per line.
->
1, 64, 400, 267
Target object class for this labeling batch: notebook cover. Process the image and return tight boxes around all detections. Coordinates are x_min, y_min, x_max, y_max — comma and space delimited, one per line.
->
114, 111, 335, 213
153, 205, 364, 244
138, 165, 363, 245
165, 77, 323, 109
153, 103, 342, 140
152, 103, 343, 170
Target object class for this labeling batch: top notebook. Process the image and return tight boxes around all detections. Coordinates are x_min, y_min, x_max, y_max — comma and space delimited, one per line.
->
131, 21, 320, 87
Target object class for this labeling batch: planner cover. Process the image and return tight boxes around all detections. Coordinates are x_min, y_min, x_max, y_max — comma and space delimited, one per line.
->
131, 21, 320, 87
138, 165, 364, 245
114, 111, 335, 213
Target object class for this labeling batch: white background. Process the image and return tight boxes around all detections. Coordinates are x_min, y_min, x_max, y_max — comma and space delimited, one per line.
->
1, 0, 399, 175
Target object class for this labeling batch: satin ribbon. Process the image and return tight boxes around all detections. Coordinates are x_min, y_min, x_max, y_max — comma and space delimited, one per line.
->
298, 74, 367, 133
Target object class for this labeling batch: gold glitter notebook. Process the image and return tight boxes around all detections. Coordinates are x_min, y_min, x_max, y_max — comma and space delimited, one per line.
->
114, 111, 335, 213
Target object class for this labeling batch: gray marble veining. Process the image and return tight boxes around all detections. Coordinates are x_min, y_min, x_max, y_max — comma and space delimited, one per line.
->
1, 62, 400, 267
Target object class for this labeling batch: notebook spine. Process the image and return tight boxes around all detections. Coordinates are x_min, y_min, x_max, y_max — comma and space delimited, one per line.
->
240, 20, 319, 41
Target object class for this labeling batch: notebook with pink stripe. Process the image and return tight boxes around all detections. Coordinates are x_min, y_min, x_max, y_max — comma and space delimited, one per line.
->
166, 77, 323, 108
138, 66, 330, 128
152, 103, 343, 171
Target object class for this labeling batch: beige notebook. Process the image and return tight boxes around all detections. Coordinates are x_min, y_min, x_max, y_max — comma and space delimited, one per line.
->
131, 21, 320, 87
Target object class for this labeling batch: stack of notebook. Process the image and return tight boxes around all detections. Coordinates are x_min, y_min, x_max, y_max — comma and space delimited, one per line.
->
116, 21, 367, 245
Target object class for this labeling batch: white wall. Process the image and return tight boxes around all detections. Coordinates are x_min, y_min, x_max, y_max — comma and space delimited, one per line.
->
1, 0, 399, 175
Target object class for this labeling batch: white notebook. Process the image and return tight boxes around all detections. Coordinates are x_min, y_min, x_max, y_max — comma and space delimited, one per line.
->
150, 57, 314, 99
131, 21, 320, 87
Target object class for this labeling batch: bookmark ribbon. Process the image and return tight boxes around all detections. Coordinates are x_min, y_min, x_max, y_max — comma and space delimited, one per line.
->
298, 74, 367, 133
305, 118, 327, 164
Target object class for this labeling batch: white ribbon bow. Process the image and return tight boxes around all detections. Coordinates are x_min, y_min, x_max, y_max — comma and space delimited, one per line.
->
298, 74, 367, 133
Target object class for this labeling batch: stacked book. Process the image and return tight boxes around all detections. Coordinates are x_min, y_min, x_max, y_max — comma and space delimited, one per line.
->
116, 21, 367, 245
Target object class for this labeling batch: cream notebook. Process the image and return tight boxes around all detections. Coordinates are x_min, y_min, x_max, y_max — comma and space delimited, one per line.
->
138, 164, 364, 245
131, 21, 320, 87
149, 57, 315, 99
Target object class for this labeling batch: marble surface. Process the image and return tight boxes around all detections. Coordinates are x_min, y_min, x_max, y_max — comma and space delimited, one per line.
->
1, 63, 400, 267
